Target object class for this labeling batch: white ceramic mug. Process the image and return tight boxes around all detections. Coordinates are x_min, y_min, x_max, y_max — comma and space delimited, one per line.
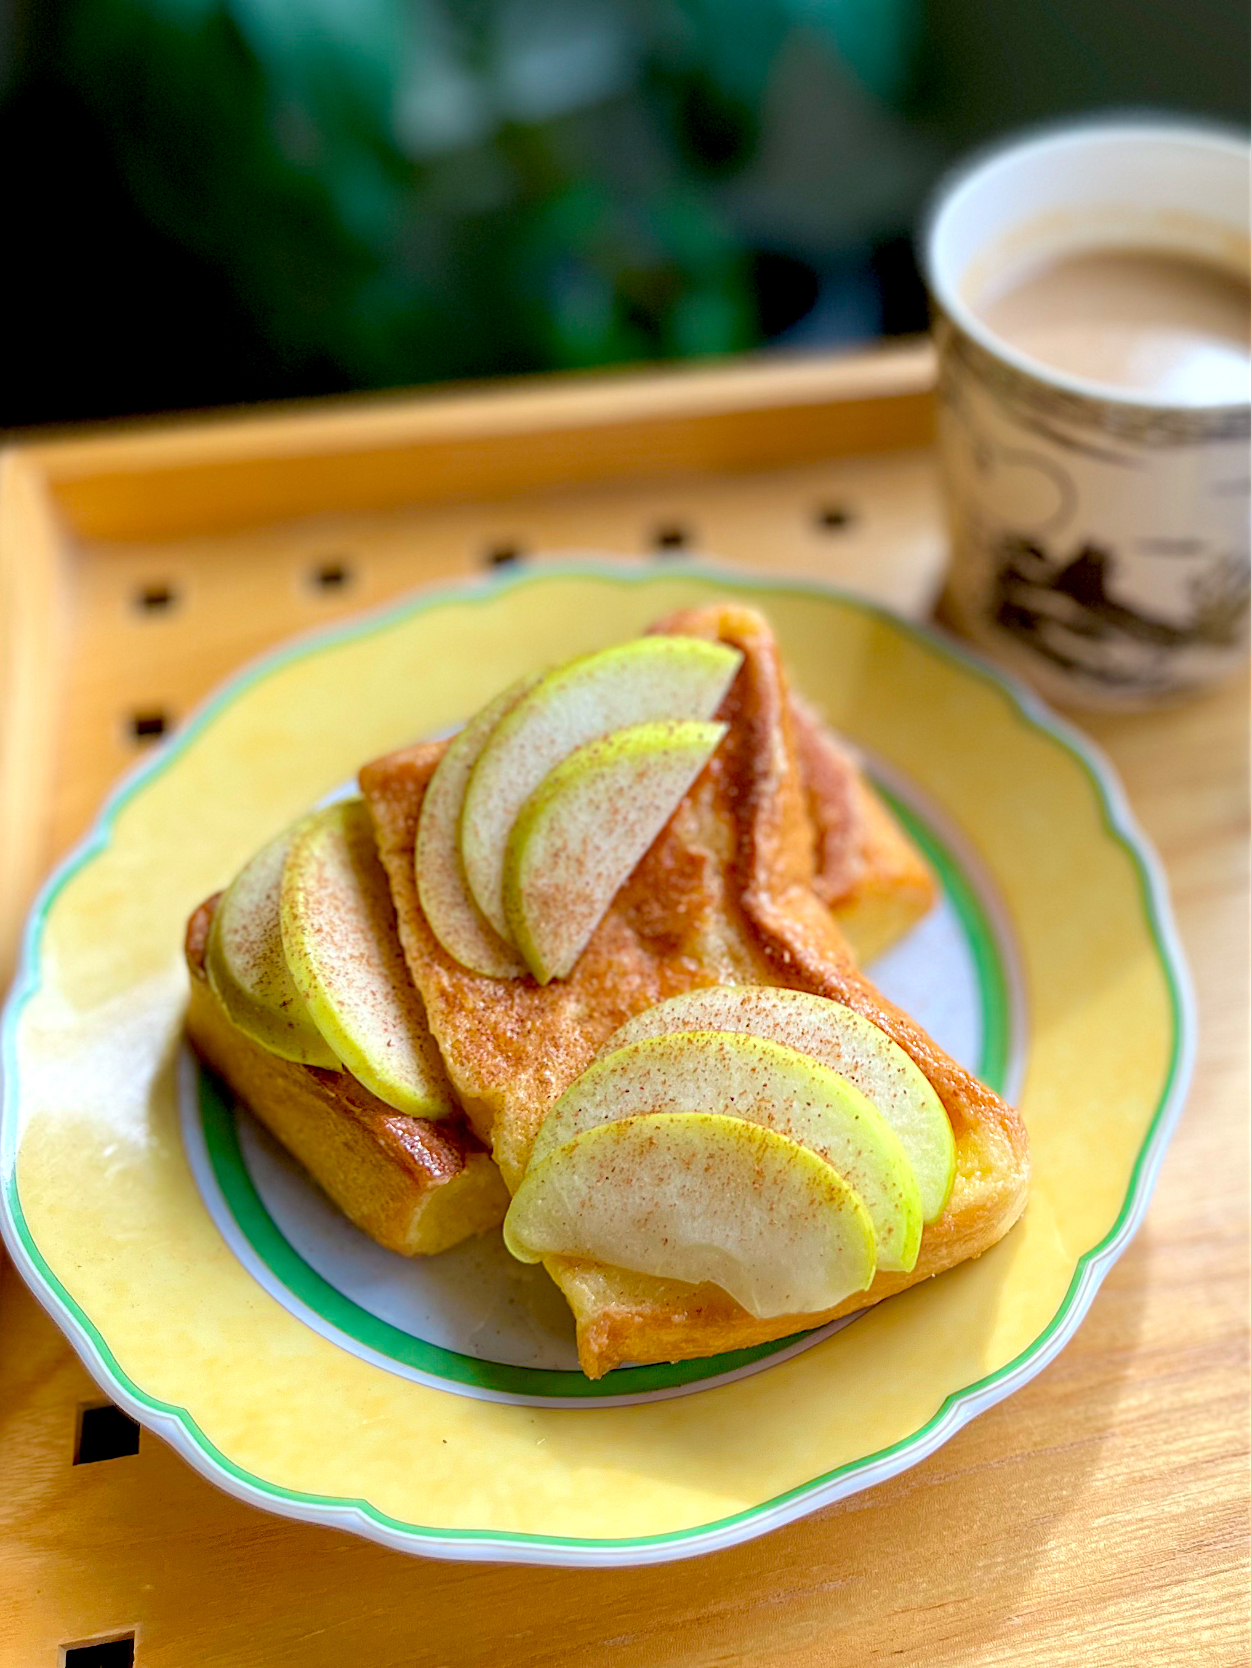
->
924, 121, 1250, 709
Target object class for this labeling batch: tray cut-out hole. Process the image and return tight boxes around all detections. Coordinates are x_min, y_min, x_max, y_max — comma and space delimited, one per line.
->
62, 1638, 135, 1668
815, 504, 855, 531
62, 1639, 135, 1668
485, 544, 523, 568
311, 559, 353, 590
652, 524, 691, 552
128, 710, 168, 742
75, 1403, 141, 1464
134, 583, 176, 612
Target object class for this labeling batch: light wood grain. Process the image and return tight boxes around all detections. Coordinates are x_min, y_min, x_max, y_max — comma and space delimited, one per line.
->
0, 454, 68, 983
1, 352, 1247, 1667
25, 344, 934, 542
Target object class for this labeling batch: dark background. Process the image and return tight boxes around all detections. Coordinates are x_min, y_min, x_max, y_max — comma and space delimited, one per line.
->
3, 0, 1247, 430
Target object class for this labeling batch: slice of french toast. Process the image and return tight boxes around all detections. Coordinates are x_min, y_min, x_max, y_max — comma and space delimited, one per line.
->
183, 670, 934, 1273
184, 896, 510, 1255
360, 604, 1028, 1376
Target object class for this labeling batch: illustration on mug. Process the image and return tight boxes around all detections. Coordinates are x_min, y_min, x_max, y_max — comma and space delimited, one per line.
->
990, 535, 1251, 688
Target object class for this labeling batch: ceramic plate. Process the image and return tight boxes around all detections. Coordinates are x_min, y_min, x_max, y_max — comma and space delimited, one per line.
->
1, 567, 1193, 1565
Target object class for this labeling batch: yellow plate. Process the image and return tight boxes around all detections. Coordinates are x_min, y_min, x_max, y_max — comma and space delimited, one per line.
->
0, 567, 1192, 1565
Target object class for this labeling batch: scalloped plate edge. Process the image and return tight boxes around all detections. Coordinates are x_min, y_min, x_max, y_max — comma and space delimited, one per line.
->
0, 561, 1196, 1566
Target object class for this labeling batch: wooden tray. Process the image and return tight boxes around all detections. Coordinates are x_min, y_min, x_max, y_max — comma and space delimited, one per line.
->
1, 345, 1247, 1666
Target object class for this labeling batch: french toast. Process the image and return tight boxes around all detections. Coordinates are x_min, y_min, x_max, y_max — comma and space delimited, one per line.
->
360, 604, 1029, 1377
185, 895, 510, 1255
182, 673, 931, 1270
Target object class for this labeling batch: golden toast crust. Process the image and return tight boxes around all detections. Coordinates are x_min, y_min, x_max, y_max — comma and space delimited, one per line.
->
361, 605, 1029, 1376
184, 897, 509, 1255
790, 694, 938, 965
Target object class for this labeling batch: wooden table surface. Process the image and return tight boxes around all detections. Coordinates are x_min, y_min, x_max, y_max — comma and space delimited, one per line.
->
1, 418, 1249, 1665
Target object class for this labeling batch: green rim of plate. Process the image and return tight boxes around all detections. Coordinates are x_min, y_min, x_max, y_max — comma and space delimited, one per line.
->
0, 562, 1193, 1562
195, 778, 1011, 1399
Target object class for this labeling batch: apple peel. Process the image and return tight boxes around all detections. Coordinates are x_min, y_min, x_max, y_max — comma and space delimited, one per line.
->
206, 819, 340, 1070
530, 1030, 923, 1273
604, 986, 957, 1222
417, 674, 543, 978
460, 635, 742, 940
281, 800, 459, 1118
504, 1112, 877, 1320
503, 719, 728, 984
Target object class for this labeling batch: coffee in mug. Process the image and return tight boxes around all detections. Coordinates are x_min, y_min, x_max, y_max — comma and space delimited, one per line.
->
925, 122, 1250, 709
976, 247, 1249, 403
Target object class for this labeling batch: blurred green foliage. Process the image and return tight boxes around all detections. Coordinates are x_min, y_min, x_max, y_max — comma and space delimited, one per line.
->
51, 0, 920, 388
3, 0, 1246, 423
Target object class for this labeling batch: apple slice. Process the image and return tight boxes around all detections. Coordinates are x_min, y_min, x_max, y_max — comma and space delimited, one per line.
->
504, 1112, 877, 1319
417, 674, 543, 977
280, 799, 459, 1118
503, 720, 727, 983
205, 821, 340, 1068
460, 636, 741, 940
604, 986, 956, 1222
529, 1030, 922, 1272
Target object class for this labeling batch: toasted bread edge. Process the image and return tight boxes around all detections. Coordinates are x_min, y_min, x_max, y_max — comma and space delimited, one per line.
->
184, 897, 509, 1256
551, 1107, 1029, 1376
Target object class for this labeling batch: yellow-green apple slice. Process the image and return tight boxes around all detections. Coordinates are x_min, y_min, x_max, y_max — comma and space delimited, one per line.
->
604, 986, 956, 1222
502, 719, 727, 983
280, 799, 458, 1117
529, 1030, 922, 1272
205, 821, 340, 1068
460, 636, 741, 940
416, 674, 543, 977
504, 1112, 877, 1319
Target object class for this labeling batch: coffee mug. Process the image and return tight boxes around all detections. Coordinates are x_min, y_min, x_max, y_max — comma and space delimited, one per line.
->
924, 121, 1250, 709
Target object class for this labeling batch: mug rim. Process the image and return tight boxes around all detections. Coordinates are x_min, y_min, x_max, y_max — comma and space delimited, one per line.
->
922, 117, 1251, 416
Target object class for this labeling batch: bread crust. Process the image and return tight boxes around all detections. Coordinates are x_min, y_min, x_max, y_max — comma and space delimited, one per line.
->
184, 897, 509, 1255
361, 604, 1029, 1376
790, 693, 938, 965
